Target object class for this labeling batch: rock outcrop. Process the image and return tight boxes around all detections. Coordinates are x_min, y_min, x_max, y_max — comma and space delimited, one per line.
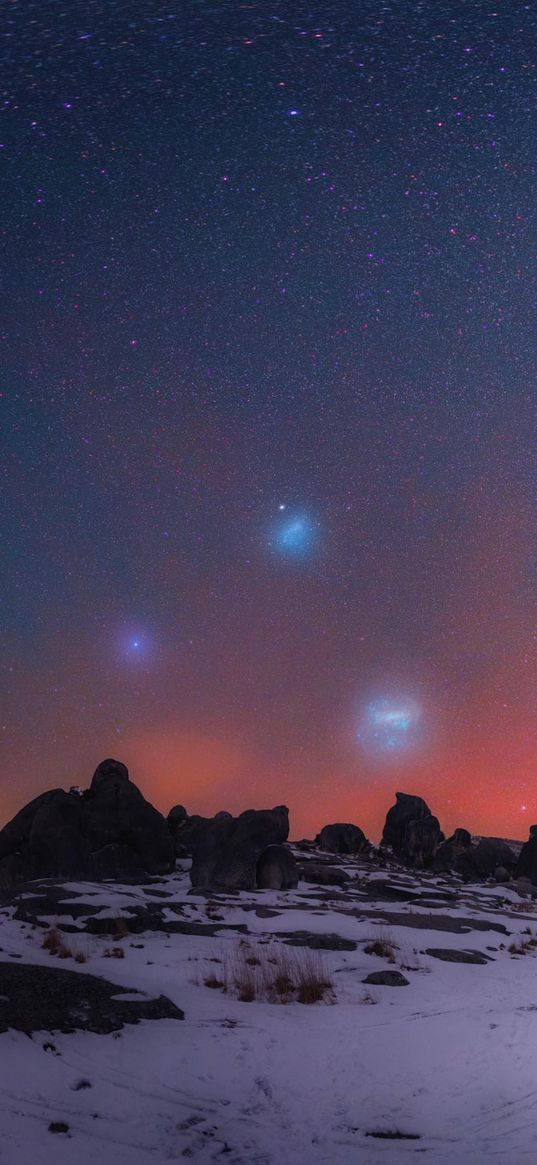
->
0, 759, 174, 888
473, 837, 517, 878
256, 844, 299, 889
516, 826, 537, 884
432, 828, 473, 875
382, 792, 443, 868
315, 823, 370, 855
189, 805, 290, 891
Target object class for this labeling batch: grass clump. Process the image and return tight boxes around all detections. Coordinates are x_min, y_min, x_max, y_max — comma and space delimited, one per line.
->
42, 926, 73, 960
363, 934, 397, 963
203, 939, 334, 1005
508, 933, 537, 956
204, 974, 226, 990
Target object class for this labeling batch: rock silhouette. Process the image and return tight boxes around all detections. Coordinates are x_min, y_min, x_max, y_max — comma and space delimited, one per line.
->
382, 792, 443, 868
315, 823, 370, 855
0, 759, 174, 888
256, 843, 299, 889
189, 805, 290, 891
516, 826, 537, 884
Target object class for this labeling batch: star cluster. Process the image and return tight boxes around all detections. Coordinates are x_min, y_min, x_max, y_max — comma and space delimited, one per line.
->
3, 1, 537, 840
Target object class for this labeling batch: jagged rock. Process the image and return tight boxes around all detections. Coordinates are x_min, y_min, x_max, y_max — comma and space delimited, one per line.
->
316, 823, 369, 855
473, 837, 516, 878
189, 806, 290, 891
256, 844, 298, 889
516, 829, 537, 885
0, 759, 174, 886
382, 793, 443, 868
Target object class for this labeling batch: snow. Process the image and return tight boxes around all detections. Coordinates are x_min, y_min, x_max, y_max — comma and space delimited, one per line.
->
2, 858, 537, 1163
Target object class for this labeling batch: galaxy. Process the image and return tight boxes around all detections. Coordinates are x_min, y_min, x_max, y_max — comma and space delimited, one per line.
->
3, 0, 537, 841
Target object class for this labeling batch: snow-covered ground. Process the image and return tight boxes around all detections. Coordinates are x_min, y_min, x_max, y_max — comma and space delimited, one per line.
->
2, 854, 537, 1164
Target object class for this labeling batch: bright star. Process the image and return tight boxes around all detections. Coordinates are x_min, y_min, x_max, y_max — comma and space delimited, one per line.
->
117, 628, 154, 662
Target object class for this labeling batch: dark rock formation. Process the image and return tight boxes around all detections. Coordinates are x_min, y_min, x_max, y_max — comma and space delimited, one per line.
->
256, 844, 298, 889
190, 805, 290, 891
382, 792, 443, 868
83, 762, 174, 875
362, 970, 409, 986
516, 827, 537, 884
0, 961, 183, 1034
432, 828, 472, 874
473, 837, 516, 878
90, 758, 129, 789
189, 813, 237, 887
316, 823, 370, 855
166, 804, 189, 857
0, 759, 174, 888
280, 931, 357, 951
299, 863, 351, 886
167, 804, 187, 835
425, 948, 491, 965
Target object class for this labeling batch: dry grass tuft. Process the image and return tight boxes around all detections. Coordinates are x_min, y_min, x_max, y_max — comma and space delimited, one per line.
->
508, 934, 537, 956
42, 925, 73, 959
104, 946, 125, 959
364, 934, 397, 963
203, 940, 334, 1005
204, 974, 226, 990
113, 916, 129, 940
205, 901, 225, 922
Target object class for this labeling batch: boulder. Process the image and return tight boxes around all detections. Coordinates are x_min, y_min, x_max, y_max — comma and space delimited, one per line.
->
382, 792, 443, 868
189, 814, 236, 888
362, 971, 409, 987
90, 758, 129, 789
256, 844, 298, 889
189, 805, 290, 891
473, 837, 516, 879
516, 829, 537, 884
167, 804, 188, 855
211, 805, 290, 891
316, 823, 369, 855
300, 863, 351, 886
432, 828, 472, 874
82, 761, 174, 875
0, 759, 174, 886
167, 804, 187, 833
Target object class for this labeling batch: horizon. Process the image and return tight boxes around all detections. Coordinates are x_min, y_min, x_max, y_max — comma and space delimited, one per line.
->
0, 750, 530, 848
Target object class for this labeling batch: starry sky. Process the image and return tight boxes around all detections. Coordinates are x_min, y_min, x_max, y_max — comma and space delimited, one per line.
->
3, 0, 537, 841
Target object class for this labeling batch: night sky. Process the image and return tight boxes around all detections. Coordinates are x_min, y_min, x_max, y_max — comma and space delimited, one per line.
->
3, 0, 537, 841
